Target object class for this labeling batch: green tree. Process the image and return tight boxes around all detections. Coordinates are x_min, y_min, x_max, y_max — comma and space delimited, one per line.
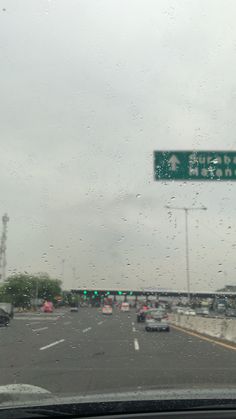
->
36, 273, 62, 302
2, 273, 62, 307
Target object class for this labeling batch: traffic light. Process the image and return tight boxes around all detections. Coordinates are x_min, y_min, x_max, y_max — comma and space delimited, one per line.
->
83, 290, 87, 295
118, 291, 123, 295
129, 291, 133, 295
106, 292, 110, 295
94, 291, 98, 295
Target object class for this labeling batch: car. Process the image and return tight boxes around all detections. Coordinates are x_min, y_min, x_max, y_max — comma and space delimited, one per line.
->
102, 305, 113, 315
42, 301, 54, 313
0, 308, 10, 326
145, 318, 170, 332
175, 307, 185, 314
184, 307, 196, 316
137, 309, 146, 322
145, 308, 168, 321
196, 307, 210, 317
120, 302, 130, 312
0, 303, 14, 319
226, 308, 236, 317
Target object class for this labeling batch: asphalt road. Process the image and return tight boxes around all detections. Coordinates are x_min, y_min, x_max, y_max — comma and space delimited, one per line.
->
1, 307, 236, 395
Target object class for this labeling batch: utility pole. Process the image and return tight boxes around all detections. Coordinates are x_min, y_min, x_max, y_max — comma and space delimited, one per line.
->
165, 205, 207, 301
72, 266, 76, 288
61, 259, 65, 283
35, 278, 39, 311
0, 213, 10, 282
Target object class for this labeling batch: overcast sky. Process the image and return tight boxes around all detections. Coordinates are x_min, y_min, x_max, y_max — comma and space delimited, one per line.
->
1, 0, 236, 291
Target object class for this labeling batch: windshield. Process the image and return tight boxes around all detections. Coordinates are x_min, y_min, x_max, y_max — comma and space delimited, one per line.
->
1, 0, 236, 407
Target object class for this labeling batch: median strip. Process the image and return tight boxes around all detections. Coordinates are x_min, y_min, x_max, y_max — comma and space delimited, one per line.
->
32, 327, 48, 332
171, 324, 236, 352
40, 339, 65, 351
82, 327, 92, 333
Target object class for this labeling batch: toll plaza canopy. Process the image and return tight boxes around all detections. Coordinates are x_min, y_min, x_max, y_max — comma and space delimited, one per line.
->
71, 289, 236, 299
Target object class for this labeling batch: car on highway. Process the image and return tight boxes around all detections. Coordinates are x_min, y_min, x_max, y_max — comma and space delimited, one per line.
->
41, 301, 54, 313
136, 308, 146, 322
174, 306, 185, 314
102, 305, 113, 315
225, 308, 236, 317
184, 307, 196, 316
196, 307, 210, 317
0, 303, 14, 319
0, 308, 10, 327
120, 302, 130, 312
145, 308, 168, 321
145, 317, 170, 332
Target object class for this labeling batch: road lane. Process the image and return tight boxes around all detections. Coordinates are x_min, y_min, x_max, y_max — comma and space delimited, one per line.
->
1, 308, 236, 395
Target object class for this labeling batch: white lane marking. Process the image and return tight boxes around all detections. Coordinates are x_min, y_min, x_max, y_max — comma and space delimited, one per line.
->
132, 326, 136, 332
15, 316, 59, 321
63, 321, 71, 326
40, 339, 65, 351
26, 322, 41, 326
97, 321, 104, 325
134, 338, 140, 351
32, 327, 48, 332
132, 322, 135, 326
83, 327, 92, 333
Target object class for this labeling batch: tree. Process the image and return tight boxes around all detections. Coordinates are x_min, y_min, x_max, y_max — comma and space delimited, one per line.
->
1, 273, 62, 307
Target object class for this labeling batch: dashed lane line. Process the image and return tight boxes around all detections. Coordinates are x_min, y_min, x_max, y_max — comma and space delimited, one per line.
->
40, 339, 65, 351
134, 338, 140, 351
132, 326, 136, 332
97, 321, 104, 325
82, 327, 92, 333
15, 316, 60, 321
32, 327, 48, 332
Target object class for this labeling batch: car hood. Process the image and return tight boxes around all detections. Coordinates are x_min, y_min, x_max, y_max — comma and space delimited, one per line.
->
2, 385, 236, 419
2, 384, 236, 405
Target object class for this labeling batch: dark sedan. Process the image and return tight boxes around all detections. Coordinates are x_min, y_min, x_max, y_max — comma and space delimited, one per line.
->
136, 309, 146, 322
226, 308, 236, 317
0, 308, 10, 326
145, 318, 170, 332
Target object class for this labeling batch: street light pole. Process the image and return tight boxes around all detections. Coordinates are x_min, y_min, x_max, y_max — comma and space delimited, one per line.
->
165, 205, 207, 302
61, 259, 65, 282
184, 208, 190, 300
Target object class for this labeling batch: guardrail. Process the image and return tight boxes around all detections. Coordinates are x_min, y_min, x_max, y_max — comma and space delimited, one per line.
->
170, 313, 236, 343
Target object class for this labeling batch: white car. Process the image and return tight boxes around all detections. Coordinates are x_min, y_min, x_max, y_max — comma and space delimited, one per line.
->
176, 307, 185, 314
120, 302, 130, 312
184, 308, 196, 316
102, 305, 113, 315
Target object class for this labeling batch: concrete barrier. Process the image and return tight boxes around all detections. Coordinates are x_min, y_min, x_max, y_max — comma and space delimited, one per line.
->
169, 314, 236, 343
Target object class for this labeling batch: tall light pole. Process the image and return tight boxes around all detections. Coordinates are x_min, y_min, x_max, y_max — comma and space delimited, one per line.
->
61, 259, 65, 283
165, 205, 207, 301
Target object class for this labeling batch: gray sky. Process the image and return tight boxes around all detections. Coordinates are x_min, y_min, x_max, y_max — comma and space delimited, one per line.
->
1, 0, 236, 291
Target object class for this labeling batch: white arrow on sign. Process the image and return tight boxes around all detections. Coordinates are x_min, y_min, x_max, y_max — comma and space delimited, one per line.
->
168, 155, 180, 171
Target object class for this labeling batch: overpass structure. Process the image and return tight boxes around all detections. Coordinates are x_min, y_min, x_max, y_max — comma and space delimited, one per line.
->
71, 289, 236, 299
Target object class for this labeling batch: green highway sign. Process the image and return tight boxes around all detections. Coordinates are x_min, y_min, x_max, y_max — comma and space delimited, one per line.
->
154, 151, 236, 181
